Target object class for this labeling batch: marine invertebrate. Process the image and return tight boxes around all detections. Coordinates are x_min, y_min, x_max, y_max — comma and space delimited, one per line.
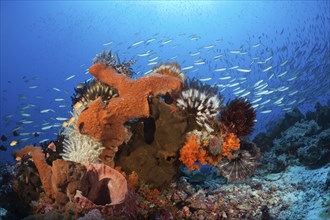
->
115, 97, 188, 188
14, 146, 90, 203
176, 79, 222, 133
217, 140, 260, 182
14, 146, 53, 197
60, 127, 105, 164
74, 163, 137, 218
208, 135, 223, 156
71, 79, 119, 106
221, 133, 240, 160
77, 62, 182, 166
179, 135, 207, 171
220, 98, 256, 136
93, 49, 136, 77
152, 62, 185, 80
40, 133, 65, 165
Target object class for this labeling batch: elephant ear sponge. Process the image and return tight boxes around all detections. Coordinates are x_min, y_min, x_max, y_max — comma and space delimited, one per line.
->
220, 98, 256, 137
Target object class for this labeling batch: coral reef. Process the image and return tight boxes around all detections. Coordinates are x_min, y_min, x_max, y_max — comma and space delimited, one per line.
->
261, 120, 330, 172
253, 107, 304, 152
0, 51, 267, 219
306, 101, 330, 129
77, 62, 183, 166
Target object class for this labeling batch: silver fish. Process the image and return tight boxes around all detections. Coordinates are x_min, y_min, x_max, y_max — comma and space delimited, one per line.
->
182, 66, 194, 71
148, 57, 159, 62
251, 43, 261, 48
41, 125, 53, 130
53, 87, 61, 92
131, 40, 144, 47
103, 41, 113, 46
65, 75, 76, 81
261, 110, 272, 114
236, 68, 252, 73
262, 66, 273, 72
278, 71, 288, 77
56, 117, 68, 121
214, 68, 227, 72
219, 76, 231, 80
199, 78, 212, 82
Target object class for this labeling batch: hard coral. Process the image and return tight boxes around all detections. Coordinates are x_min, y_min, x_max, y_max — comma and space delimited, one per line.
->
77, 63, 182, 166
220, 98, 256, 137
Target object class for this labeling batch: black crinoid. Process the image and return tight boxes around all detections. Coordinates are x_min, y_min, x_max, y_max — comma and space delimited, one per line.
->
71, 79, 119, 106
220, 98, 256, 137
93, 49, 136, 77
176, 79, 223, 133
71, 49, 135, 106
217, 140, 261, 182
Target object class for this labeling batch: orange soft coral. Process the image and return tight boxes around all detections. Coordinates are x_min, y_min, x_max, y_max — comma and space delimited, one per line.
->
179, 135, 208, 171
221, 133, 240, 160
179, 135, 200, 171
77, 63, 182, 167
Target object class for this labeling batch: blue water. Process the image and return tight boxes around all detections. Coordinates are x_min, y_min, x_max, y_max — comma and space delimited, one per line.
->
1, 1, 329, 162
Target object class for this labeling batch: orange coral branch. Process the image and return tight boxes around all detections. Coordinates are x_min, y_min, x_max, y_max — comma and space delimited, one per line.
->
78, 63, 182, 166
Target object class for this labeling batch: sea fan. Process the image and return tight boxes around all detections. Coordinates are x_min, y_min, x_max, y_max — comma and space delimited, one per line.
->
176, 79, 223, 133
71, 79, 119, 106
60, 127, 105, 164
217, 140, 261, 182
93, 49, 136, 77
220, 98, 256, 136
